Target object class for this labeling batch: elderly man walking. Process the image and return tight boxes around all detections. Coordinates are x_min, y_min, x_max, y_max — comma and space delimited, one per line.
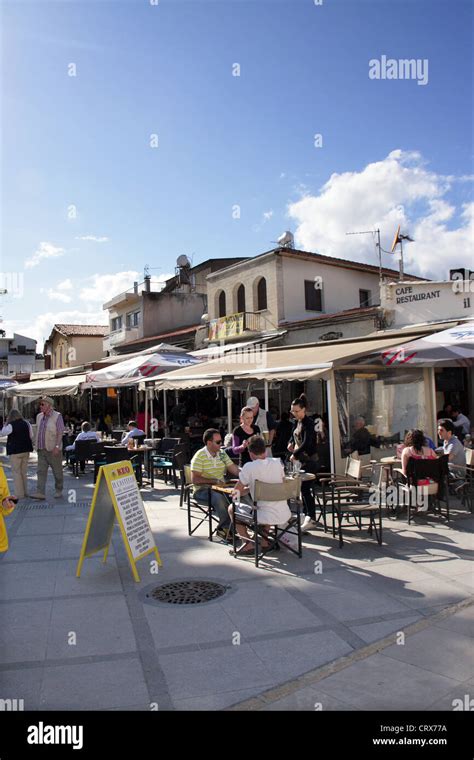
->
31, 396, 65, 500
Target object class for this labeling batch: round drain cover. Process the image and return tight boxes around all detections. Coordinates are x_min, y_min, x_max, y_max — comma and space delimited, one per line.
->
147, 580, 228, 605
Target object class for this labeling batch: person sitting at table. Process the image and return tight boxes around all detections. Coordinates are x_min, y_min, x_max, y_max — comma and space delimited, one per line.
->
349, 416, 372, 455
401, 429, 437, 476
436, 419, 466, 478
121, 421, 146, 446
451, 407, 471, 442
65, 421, 101, 473
231, 406, 260, 467
397, 430, 437, 458
229, 435, 291, 554
190, 428, 239, 538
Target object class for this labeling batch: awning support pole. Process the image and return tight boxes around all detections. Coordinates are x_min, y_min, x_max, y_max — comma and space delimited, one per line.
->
117, 389, 121, 428
225, 380, 233, 434
326, 377, 336, 475
163, 389, 168, 435
144, 387, 149, 436
264, 379, 269, 411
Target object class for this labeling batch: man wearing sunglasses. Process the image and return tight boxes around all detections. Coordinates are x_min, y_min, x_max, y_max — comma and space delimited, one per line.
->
31, 396, 65, 500
191, 428, 239, 536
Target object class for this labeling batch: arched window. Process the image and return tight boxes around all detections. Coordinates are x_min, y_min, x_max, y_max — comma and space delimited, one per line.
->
237, 284, 246, 313
256, 277, 267, 311
218, 290, 226, 318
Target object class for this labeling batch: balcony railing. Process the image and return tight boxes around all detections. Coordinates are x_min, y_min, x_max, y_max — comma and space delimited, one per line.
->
103, 326, 140, 351
208, 312, 262, 342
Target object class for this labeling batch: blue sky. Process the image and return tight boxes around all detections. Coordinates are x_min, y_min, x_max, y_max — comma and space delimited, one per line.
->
2, 0, 472, 345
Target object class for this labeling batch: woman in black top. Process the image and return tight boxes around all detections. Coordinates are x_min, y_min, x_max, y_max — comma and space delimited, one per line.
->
0, 409, 33, 499
231, 407, 260, 467
288, 394, 319, 531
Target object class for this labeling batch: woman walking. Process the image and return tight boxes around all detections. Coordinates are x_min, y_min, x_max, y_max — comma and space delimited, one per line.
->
0, 409, 34, 500
288, 394, 319, 532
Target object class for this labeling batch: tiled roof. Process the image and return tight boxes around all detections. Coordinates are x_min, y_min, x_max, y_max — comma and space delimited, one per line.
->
55, 324, 109, 337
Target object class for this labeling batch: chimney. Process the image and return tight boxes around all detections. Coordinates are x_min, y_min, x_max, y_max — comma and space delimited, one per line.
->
133, 281, 138, 294
144, 275, 151, 292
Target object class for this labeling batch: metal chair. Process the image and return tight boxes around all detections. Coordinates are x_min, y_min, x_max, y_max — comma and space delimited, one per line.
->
69, 440, 101, 478
396, 455, 450, 523
329, 483, 383, 548
184, 465, 220, 540
315, 455, 372, 532
231, 477, 303, 567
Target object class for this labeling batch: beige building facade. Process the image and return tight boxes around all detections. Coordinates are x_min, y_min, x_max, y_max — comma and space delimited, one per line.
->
44, 325, 108, 369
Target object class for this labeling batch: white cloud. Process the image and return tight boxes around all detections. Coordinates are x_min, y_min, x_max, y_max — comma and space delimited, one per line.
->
79, 271, 140, 303
75, 235, 109, 242
262, 210, 274, 223
25, 241, 65, 269
44, 278, 74, 303
78, 271, 174, 303
3, 310, 107, 347
287, 149, 473, 279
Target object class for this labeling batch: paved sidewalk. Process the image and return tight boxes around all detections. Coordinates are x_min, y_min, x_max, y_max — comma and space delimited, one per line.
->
0, 454, 472, 711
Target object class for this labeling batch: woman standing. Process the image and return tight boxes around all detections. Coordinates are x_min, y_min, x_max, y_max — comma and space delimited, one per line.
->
231, 407, 260, 466
0, 409, 34, 500
288, 394, 319, 532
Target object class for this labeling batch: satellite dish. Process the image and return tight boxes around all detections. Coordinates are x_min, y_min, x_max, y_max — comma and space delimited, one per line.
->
390, 225, 401, 253
277, 231, 294, 248
177, 254, 191, 268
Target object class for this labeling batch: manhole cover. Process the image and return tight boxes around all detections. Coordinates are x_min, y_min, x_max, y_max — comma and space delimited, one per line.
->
147, 580, 228, 605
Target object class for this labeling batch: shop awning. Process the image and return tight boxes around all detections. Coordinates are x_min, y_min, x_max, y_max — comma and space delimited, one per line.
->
82, 349, 201, 388
152, 335, 409, 390
6, 374, 87, 398
379, 322, 474, 366
191, 331, 286, 358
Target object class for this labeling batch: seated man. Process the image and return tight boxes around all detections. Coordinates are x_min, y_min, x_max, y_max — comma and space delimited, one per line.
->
65, 421, 101, 473
121, 421, 146, 445
229, 435, 291, 554
190, 428, 239, 537
436, 419, 466, 478
349, 416, 372, 455
451, 407, 471, 441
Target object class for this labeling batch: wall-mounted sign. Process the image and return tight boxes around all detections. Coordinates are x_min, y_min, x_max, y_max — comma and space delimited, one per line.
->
381, 281, 474, 326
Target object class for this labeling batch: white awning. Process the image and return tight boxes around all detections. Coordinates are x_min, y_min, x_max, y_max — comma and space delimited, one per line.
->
6, 374, 87, 398
152, 335, 409, 390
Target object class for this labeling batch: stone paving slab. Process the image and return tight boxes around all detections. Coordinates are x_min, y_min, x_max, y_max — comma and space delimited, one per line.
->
39, 658, 150, 711
0, 462, 472, 711
305, 653, 462, 711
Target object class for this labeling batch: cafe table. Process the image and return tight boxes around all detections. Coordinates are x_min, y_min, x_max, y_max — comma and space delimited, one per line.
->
378, 456, 402, 486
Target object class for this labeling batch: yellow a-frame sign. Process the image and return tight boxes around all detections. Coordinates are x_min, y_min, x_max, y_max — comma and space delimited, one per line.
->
76, 461, 161, 582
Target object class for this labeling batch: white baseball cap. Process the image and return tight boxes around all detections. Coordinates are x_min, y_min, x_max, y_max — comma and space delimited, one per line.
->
246, 397, 259, 408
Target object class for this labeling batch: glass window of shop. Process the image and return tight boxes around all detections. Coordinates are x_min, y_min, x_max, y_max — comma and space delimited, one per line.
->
335, 367, 427, 459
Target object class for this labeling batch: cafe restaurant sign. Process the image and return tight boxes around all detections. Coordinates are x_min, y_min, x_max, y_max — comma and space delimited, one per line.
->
381, 280, 474, 327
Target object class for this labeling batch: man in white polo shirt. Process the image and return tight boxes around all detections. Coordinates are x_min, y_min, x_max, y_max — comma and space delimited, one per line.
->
230, 435, 291, 553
